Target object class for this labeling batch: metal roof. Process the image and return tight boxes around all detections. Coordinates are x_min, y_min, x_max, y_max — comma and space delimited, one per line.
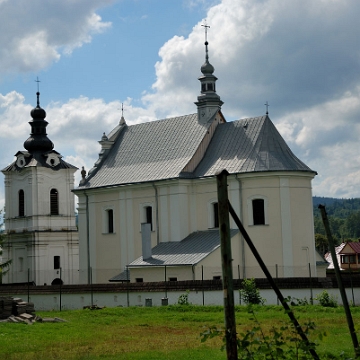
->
128, 229, 239, 267
340, 242, 360, 254
76, 113, 315, 190
78, 113, 211, 189
193, 116, 313, 176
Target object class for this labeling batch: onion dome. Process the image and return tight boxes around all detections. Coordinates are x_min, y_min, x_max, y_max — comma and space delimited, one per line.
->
200, 41, 215, 75
23, 92, 54, 154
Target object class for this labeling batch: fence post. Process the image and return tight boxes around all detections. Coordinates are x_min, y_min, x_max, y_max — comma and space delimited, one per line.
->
217, 170, 238, 360
27, 268, 30, 302
202, 265, 204, 306
126, 266, 130, 307
59, 267, 62, 311
90, 266, 93, 307
309, 263, 313, 305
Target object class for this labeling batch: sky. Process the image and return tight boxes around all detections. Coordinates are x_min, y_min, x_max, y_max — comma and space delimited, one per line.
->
1, 0, 360, 210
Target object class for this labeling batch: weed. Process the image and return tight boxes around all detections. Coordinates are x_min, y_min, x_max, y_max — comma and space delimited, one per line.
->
315, 290, 338, 308
178, 290, 190, 305
239, 278, 265, 305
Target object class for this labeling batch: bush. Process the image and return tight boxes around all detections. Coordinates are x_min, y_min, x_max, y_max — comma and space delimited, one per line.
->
177, 290, 190, 305
315, 290, 338, 308
239, 278, 265, 305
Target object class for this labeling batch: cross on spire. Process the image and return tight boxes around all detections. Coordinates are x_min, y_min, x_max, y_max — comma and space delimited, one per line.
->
35, 77, 41, 106
201, 20, 210, 43
264, 101, 270, 115
121, 102, 124, 118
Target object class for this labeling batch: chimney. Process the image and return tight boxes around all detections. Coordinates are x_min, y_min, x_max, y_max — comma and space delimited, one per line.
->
141, 223, 152, 260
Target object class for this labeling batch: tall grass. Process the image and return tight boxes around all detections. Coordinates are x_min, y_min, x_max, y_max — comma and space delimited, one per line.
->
0, 305, 359, 359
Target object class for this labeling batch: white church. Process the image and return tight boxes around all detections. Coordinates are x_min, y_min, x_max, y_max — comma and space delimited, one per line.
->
1, 93, 79, 285
73, 39, 323, 284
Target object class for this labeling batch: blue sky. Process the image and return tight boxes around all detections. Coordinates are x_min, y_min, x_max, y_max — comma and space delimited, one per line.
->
1, 0, 360, 208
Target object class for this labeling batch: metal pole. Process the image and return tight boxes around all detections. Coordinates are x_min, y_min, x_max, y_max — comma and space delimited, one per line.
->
164, 265, 167, 298
309, 263, 313, 305
202, 265, 204, 306
216, 170, 238, 360
27, 268, 30, 302
90, 266, 93, 307
59, 267, 62, 312
319, 205, 359, 358
229, 200, 319, 360
126, 266, 130, 307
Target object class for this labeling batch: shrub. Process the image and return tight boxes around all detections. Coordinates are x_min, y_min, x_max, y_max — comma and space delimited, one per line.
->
315, 290, 338, 308
239, 278, 265, 305
177, 290, 190, 305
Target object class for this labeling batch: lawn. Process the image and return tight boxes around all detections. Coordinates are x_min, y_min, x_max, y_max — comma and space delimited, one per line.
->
1, 305, 359, 359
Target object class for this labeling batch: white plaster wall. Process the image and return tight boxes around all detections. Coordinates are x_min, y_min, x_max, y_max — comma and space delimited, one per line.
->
10, 287, 360, 311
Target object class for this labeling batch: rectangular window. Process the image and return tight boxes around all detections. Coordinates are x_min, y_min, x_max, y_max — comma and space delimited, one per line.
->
135, 278, 143, 283
168, 277, 177, 282
107, 209, 114, 233
252, 199, 265, 225
213, 276, 221, 280
341, 255, 356, 264
54, 256, 60, 269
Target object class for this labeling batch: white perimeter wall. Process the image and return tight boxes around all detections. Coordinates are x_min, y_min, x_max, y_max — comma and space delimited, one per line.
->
7, 287, 360, 311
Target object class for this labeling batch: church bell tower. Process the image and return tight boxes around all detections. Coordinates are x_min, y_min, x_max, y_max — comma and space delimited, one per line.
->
1, 91, 79, 285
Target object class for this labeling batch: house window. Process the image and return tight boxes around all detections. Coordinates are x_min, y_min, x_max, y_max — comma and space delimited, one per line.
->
136, 278, 143, 283
213, 202, 219, 228
341, 255, 356, 264
107, 209, 114, 234
50, 189, 59, 215
169, 277, 177, 282
18, 257, 24, 272
252, 199, 265, 225
54, 256, 60, 270
19, 189, 25, 217
213, 276, 221, 280
145, 206, 153, 231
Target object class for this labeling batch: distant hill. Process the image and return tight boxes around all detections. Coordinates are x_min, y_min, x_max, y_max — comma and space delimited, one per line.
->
313, 197, 360, 218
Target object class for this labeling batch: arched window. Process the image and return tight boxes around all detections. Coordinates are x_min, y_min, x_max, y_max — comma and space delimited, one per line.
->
252, 199, 265, 225
50, 189, 59, 215
213, 202, 219, 228
107, 209, 114, 233
145, 206, 153, 231
18, 189, 25, 217
247, 195, 268, 226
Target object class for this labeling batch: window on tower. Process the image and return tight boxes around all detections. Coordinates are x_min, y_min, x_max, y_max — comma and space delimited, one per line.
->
107, 209, 114, 233
19, 189, 25, 217
50, 189, 59, 215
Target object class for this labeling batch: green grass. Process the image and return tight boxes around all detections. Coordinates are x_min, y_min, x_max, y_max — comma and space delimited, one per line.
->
0, 305, 359, 359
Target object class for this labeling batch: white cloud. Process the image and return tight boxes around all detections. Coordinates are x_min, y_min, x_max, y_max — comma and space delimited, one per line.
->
0, 0, 112, 74
1, 0, 360, 201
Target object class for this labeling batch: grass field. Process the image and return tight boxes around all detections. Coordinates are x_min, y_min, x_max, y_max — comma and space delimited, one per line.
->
1, 305, 359, 359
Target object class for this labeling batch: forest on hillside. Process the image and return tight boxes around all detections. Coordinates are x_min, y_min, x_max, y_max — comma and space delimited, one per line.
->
312, 197, 360, 255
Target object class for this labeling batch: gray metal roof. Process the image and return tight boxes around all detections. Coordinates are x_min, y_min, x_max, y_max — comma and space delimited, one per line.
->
76, 113, 315, 190
128, 229, 239, 267
78, 113, 211, 189
193, 116, 314, 177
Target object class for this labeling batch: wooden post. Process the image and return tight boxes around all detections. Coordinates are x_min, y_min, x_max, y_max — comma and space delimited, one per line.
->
319, 205, 359, 358
216, 170, 238, 360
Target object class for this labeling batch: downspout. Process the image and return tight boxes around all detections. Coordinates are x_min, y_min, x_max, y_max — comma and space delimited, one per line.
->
152, 183, 160, 245
235, 175, 246, 279
85, 193, 91, 284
